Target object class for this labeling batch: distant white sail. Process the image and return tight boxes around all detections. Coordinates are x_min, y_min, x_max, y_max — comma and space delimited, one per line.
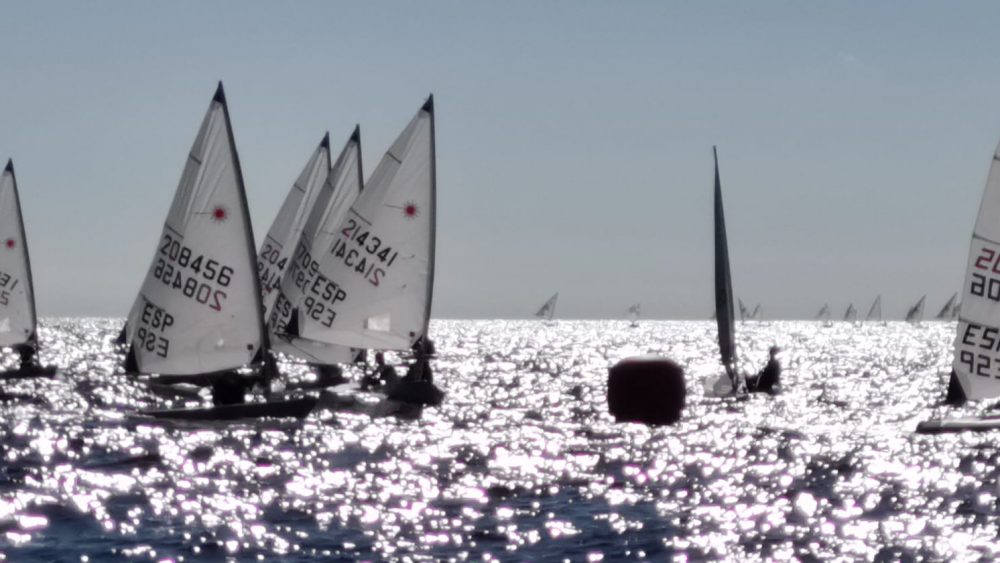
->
905, 296, 925, 324
816, 304, 830, 321
269, 128, 363, 362
126, 84, 266, 375
750, 303, 761, 321
844, 304, 857, 323
935, 293, 958, 320
536, 293, 558, 321
952, 140, 1000, 399
738, 298, 749, 322
865, 295, 882, 322
627, 303, 641, 321
294, 99, 436, 350
0, 161, 37, 349
258, 134, 331, 316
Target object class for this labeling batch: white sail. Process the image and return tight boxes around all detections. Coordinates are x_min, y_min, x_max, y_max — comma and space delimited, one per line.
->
750, 303, 761, 320
816, 304, 830, 321
738, 298, 749, 322
905, 296, 925, 324
627, 303, 641, 324
258, 134, 331, 315
844, 304, 857, 323
0, 161, 37, 348
865, 295, 882, 322
536, 293, 558, 321
269, 127, 364, 362
952, 140, 1000, 399
935, 293, 958, 320
292, 99, 436, 350
126, 84, 266, 375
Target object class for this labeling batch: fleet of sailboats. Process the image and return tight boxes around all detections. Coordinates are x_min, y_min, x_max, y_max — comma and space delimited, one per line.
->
0, 82, 982, 428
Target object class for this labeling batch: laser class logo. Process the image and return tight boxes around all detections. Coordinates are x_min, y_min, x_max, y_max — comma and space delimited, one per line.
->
211, 205, 228, 222
4, 238, 15, 250
403, 201, 419, 219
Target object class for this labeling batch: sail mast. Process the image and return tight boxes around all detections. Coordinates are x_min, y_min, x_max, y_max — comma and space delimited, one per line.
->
422, 95, 436, 340
215, 82, 271, 368
713, 146, 737, 383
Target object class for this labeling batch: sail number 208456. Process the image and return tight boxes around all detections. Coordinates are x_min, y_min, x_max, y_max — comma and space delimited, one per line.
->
155, 234, 233, 311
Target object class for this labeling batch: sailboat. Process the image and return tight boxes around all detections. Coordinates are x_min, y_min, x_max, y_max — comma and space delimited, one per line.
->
0, 161, 55, 379
750, 303, 761, 321
258, 133, 332, 316
536, 293, 558, 322
865, 295, 883, 324
711, 146, 741, 394
738, 298, 749, 322
843, 304, 858, 324
935, 293, 958, 320
905, 295, 926, 325
273, 97, 440, 405
627, 304, 641, 327
122, 83, 314, 420
816, 304, 832, 327
268, 127, 364, 365
918, 140, 1000, 431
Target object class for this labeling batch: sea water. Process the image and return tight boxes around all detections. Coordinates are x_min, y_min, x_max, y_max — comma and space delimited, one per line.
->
0, 319, 991, 561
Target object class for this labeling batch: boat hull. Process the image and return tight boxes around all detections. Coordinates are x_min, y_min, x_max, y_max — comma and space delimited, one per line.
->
916, 416, 1000, 434
383, 380, 445, 406
0, 365, 57, 380
140, 397, 317, 421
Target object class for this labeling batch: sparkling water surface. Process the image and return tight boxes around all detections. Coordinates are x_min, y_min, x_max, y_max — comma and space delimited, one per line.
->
0, 319, 990, 561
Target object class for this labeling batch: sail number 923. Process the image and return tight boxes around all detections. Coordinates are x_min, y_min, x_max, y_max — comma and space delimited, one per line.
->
958, 321, 1000, 379
155, 234, 234, 311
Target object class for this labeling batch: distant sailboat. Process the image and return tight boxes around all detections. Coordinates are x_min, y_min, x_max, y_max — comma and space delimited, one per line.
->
122, 83, 312, 419
935, 293, 958, 320
0, 161, 54, 378
951, 300, 961, 320
536, 293, 558, 322
750, 303, 761, 321
865, 295, 882, 323
816, 304, 832, 326
738, 298, 750, 322
843, 304, 857, 324
627, 303, 641, 327
905, 296, 926, 325
713, 147, 740, 391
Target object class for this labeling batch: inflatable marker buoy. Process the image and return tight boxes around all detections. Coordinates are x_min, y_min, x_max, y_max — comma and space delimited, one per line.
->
607, 356, 685, 425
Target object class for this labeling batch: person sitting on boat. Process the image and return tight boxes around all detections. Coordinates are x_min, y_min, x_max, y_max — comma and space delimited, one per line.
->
211, 372, 248, 406
746, 346, 781, 394
15, 343, 39, 372
403, 357, 433, 384
363, 352, 398, 389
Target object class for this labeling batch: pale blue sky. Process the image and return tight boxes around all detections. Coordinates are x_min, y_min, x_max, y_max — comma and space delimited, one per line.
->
0, 1, 998, 318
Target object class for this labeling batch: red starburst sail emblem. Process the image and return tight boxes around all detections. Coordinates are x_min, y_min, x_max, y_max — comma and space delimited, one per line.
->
4, 238, 15, 250
211, 206, 228, 222
403, 201, 418, 219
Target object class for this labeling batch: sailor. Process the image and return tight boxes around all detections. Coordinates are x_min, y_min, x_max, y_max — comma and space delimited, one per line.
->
364, 352, 398, 389
747, 346, 781, 394
314, 364, 346, 387
15, 343, 39, 372
404, 338, 435, 384
211, 372, 248, 406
